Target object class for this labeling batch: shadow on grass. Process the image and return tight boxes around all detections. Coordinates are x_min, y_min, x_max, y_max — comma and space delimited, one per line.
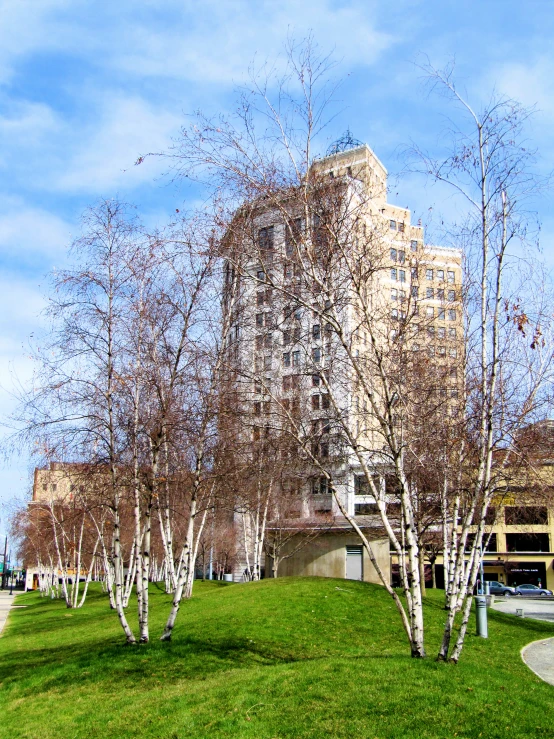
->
0, 630, 311, 699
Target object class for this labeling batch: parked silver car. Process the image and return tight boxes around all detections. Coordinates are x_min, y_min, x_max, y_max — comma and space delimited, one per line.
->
514, 583, 553, 597
487, 581, 516, 597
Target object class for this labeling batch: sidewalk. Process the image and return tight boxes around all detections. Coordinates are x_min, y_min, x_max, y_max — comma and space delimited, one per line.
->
521, 638, 554, 686
491, 598, 554, 685
0, 590, 16, 636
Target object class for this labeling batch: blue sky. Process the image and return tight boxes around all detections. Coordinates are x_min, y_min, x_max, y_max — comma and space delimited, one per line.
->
1, 0, 553, 530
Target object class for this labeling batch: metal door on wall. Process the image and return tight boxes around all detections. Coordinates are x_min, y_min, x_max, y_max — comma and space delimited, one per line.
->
346, 545, 363, 581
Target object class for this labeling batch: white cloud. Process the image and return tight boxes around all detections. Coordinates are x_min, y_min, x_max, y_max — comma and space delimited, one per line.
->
0, 1, 393, 86
492, 57, 554, 119
111, 1, 393, 84
53, 95, 181, 193
0, 197, 72, 265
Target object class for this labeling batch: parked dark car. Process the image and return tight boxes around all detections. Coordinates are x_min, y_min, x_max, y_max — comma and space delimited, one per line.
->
514, 584, 553, 597
488, 581, 516, 596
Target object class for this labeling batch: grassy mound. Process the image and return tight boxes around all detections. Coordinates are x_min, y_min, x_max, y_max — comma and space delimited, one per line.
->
0, 578, 553, 738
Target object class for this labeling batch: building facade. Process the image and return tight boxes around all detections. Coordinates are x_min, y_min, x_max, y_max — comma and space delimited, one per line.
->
223, 140, 463, 583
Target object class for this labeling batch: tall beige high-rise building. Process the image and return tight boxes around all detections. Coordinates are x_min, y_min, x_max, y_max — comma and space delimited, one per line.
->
222, 139, 462, 582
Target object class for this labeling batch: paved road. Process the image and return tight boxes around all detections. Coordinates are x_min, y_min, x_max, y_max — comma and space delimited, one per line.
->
491, 597, 554, 623
0, 590, 16, 636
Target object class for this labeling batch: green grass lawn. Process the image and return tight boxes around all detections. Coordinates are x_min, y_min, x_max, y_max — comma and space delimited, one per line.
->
1, 578, 553, 739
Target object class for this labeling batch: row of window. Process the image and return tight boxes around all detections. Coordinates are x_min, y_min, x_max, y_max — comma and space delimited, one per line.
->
253, 393, 330, 415
425, 268, 455, 282
390, 306, 456, 326
281, 373, 329, 391
282, 347, 322, 367
412, 345, 458, 358
390, 243, 422, 261
389, 220, 406, 233
259, 219, 326, 256
390, 267, 457, 283
424, 287, 457, 301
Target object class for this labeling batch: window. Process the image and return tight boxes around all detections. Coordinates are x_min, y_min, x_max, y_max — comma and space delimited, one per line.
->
292, 350, 300, 366
437, 308, 445, 321
255, 335, 263, 350
283, 330, 291, 346
447, 270, 455, 283
312, 394, 320, 410
322, 418, 331, 434
448, 309, 457, 321
293, 326, 301, 342
437, 326, 446, 339
506, 533, 550, 552
312, 324, 321, 339
448, 328, 457, 339
312, 374, 320, 387
426, 288, 434, 299
256, 292, 265, 306
42, 483, 47, 491
437, 269, 444, 281
391, 308, 398, 320
448, 289, 456, 301
411, 267, 418, 279
465, 534, 497, 553
282, 376, 291, 392
263, 355, 272, 371
355, 503, 378, 515
399, 290, 406, 301
437, 288, 444, 301
253, 402, 261, 416
398, 222, 405, 233
391, 288, 398, 301
256, 313, 264, 327
410, 240, 418, 251
505, 506, 548, 525
285, 218, 302, 256
284, 263, 293, 279
427, 325, 435, 337
257, 269, 266, 282
312, 477, 332, 495
426, 269, 433, 281
390, 220, 397, 230
438, 346, 446, 356
258, 225, 274, 250
390, 248, 397, 261
411, 286, 418, 299
399, 270, 406, 282
450, 389, 458, 399
319, 442, 329, 458
449, 348, 457, 358
264, 334, 272, 348
283, 352, 291, 367
321, 394, 330, 409
312, 347, 321, 364
426, 306, 434, 317
398, 250, 405, 264
354, 475, 370, 495
391, 268, 397, 281
428, 346, 435, 356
